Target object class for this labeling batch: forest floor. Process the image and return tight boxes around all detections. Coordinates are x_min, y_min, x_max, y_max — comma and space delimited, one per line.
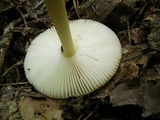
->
0, 0, 160, 120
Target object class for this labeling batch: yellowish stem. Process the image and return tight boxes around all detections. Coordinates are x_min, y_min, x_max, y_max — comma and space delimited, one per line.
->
44, 0, 76, 57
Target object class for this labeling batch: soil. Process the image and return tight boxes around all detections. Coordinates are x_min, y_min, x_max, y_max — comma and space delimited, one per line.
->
0, 0, 160, 120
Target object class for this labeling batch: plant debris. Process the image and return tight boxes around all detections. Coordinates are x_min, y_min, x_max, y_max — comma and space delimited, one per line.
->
0, 0, 160, 120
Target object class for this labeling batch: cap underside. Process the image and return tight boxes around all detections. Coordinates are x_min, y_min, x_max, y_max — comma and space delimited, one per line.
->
24, 19, 121, 98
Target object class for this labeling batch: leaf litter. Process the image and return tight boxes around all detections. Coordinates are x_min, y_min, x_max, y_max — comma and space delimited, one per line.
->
0, 0, 160, 120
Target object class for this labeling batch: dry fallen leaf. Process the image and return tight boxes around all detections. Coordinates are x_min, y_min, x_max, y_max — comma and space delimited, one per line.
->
75, 0, 121, 22
109, 67, 160, 117
19, 97, 64, 120
137, 51, 156, 68
142, 80, 160, 117
109, 79, 140, 106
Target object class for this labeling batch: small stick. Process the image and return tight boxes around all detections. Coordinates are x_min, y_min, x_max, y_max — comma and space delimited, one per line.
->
73, 0, 80, 18
0, 82, 29, 86
17, 8, 28, 28
127, 20, 131, 44
0, 60, 23, 78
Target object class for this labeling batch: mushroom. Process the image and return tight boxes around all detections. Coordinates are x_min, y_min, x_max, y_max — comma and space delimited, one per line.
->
24, 0, 121, 98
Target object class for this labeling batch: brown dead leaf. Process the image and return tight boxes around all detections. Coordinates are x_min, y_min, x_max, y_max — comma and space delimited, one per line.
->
78, 0, 121, 22
90, 79, 116, 99
114, 61, 139, 82
122, 45, 143, 61
154, 64, 160, 74
130, 27, 142, 44
91, 61, 139, 99
148, 25, 160, 51
19, 97, 64, 120
141, 67, 159, 81
142, 80, 160, 117
109, 66, 160, 117
137, 51, 156, 68
146, 12, 160, 51
109, 79, 140, 106
0, 86, 21, 119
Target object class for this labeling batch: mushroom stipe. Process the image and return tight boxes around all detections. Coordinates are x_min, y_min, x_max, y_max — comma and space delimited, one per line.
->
24, 19, 121, 98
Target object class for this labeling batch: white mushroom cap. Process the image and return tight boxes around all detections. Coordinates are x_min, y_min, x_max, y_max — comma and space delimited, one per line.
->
24, 19, 121, 98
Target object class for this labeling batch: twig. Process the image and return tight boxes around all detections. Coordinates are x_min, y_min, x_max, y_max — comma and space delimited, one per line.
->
0, 82, 29, 86
0, 14, 29, 39
83, 111, 93, 120
77, 104, 98, 120
35, 0, 44, 9
131, 1, 152, 28
91, 4, 100, 16
0, 60, 23, 78
16, 68, 20, 82
127, 20, 131, 44
0, 0, 44, 39
17, 8, 28, 27
73, 0, 80, 18
17, 8, 28, 28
